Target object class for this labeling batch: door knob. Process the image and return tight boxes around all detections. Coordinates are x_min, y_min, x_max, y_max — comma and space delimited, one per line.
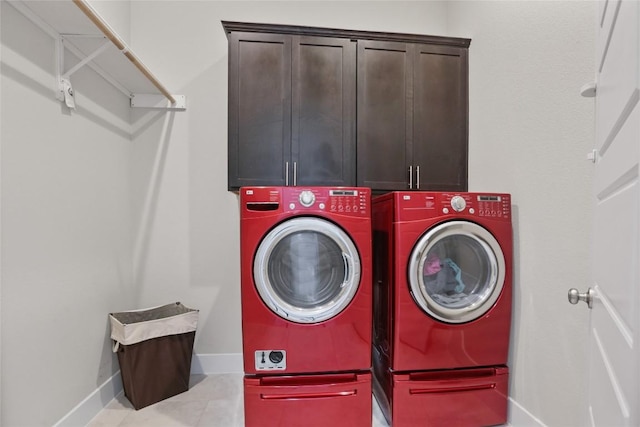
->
568, 288, 594, 309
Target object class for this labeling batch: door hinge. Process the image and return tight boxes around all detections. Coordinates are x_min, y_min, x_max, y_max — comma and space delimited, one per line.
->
587, 149, 597, 163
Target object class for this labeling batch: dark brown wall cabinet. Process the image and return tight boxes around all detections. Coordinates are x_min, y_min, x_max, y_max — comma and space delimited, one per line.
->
226, 28, 356, 190
357, 41, 468, 191
223, 22, 470, 192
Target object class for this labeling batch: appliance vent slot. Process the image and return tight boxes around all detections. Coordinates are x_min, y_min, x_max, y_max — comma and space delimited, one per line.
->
246, 202, 279, 211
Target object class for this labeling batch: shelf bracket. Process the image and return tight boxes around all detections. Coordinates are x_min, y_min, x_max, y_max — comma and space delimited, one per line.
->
56, 35, 113, 109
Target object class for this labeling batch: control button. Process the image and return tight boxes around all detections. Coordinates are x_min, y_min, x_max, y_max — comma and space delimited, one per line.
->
469, 208, 475, 214
289, 203, 295, 210
451, 196, 466, 212
299, 190, 315, 207
319, 203, 325, 210
269, 351, 284, 364
443, 208, 450, 214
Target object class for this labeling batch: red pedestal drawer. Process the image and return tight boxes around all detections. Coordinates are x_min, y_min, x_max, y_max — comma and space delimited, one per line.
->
244, 372, 372, 427
392, 366, 508, 427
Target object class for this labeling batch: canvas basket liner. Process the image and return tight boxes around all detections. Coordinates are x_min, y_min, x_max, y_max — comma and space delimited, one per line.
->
110, 302, 198, 352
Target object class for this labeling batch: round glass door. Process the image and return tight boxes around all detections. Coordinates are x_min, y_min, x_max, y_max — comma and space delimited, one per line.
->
408, 221, 505, 324
254, 217, 361, 324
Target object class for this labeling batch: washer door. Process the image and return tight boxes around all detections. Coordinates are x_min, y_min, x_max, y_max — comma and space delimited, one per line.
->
254, 217, 361, 324
408, 221, 505, 324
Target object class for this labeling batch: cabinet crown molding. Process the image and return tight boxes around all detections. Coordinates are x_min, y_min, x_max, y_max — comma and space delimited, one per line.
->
221, 21, 471, 48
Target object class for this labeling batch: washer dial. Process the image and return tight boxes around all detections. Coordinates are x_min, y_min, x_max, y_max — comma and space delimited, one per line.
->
299, 190, 315, 207
450, 196, 467, 212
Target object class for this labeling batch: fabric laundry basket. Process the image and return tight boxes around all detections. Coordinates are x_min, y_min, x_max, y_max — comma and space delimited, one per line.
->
110, 302, 199, 410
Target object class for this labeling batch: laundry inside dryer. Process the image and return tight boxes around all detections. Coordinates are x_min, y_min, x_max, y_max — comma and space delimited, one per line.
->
421, 234, 494, 308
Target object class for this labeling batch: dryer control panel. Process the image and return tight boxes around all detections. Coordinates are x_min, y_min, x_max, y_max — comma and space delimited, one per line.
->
439, 193, 510, 219
394, 192, 510, 221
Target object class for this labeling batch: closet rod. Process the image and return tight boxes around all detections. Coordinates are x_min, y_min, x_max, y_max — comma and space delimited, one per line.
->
72, 0, 176, 104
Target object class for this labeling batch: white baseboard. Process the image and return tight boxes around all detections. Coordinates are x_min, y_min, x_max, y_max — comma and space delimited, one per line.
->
53, 371, 123, 427
190, 352, 243, 374
509, 397, 547, 427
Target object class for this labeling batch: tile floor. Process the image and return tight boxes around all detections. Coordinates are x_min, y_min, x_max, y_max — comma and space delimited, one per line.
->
87, 373, 389, 427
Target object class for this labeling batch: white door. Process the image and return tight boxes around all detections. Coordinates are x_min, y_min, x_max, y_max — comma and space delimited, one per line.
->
572, 0, 640, 425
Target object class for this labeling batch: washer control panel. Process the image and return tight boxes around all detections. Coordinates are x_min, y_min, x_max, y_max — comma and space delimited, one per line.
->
255, 350, 286, 371
285, 188, 370, 216
242, 187, 371, 216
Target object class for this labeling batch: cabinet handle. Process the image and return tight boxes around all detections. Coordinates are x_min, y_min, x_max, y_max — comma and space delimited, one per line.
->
293, 162, 298, 186
416, 165, 420, 190
408, 166, 413, 189
285, 162, 289, 186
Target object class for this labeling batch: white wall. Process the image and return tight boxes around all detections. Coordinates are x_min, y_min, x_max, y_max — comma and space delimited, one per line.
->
448, 2, 595, 426
1, 2, 135, 425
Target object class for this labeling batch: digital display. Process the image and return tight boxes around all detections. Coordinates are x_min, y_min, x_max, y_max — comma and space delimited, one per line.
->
478, 195, 501, 202
330, 190, 357, 196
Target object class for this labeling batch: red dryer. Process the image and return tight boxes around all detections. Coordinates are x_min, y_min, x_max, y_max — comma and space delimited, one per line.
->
240, 186, 373, 427
372, 192, 512, 427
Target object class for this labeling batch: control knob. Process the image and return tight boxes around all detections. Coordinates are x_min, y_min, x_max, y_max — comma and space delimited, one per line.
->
299, 190, 315, 207
450, 196, 467, 212
269, 351, 284, 364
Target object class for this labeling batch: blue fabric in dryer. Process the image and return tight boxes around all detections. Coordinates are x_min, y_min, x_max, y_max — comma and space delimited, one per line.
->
443, 258, 466, 294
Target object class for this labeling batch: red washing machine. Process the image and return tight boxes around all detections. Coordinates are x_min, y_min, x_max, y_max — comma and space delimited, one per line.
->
240, 187, 372, 427
372, 192, 512, 427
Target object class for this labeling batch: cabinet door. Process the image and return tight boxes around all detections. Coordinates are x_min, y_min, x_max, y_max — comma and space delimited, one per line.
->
357, 40, 413, 190
292, 36, 356, 187
413, 44, 468, 191
228, 32, 291, 190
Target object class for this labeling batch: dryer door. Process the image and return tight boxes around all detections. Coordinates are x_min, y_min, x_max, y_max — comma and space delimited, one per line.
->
408, 221, 506, 324
254, 217, 361, 324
